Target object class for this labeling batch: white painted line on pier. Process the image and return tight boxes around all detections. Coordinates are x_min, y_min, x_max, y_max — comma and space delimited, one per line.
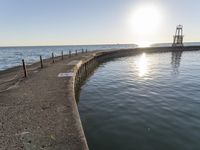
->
58, 72, 75, 77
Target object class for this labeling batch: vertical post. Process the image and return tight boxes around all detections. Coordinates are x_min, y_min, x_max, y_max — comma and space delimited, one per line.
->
84, 63, 87, 74
82, 49, 84, 53
52, 52, 55, 63
86, 49, 88, 53
40, 55, 43, 68
22, 59, 27, 77
61, 51, 64, 60
76, 50, 78, 55
69, 50, 71, 57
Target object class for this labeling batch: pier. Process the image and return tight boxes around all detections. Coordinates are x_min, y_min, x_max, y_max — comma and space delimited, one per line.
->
0, 46, 200, 149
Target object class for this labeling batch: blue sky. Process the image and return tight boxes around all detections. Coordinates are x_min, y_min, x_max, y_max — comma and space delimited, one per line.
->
0, 0, 200, 46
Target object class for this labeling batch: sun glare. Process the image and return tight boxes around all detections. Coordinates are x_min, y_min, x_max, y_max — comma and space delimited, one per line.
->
131, 4, 162, 34
129, 4, 162, 47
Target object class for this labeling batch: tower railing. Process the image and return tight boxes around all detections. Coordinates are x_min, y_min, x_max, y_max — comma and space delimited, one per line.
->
172, 25, 184, 47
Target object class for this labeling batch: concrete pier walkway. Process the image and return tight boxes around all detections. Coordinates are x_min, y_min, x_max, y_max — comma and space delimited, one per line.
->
0, 52, 95, 150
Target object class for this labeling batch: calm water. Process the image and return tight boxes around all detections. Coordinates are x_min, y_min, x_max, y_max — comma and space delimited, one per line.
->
0, 44, 136, 70
79, 50, 200, 150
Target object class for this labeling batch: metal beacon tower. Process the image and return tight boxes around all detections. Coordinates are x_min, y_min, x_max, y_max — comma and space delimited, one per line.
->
172, 25, 184, 47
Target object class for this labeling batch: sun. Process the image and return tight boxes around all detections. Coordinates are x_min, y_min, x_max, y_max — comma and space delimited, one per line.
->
131, 4, 162, 34
129, 4, 162, 47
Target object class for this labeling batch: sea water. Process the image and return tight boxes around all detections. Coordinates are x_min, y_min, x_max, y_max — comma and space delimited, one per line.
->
79, 50, 200, 150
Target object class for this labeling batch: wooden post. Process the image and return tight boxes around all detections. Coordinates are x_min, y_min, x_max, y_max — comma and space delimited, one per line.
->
84, 63, 87, 74
86, 49, 88, 53
61, 51, 64, 60
52, 52, 55, 63
40, 56, 43, 68
69, 50, 71, 57
82, 49, 84, 53
76, 50, 77, 55
22, 59, 27, 77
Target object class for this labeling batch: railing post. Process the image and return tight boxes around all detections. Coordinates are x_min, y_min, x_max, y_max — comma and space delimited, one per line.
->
61, 51, 64, 60
86, 49, 88, 53
22, 59, 27, 77
69, 50, 71, 57
52, 52, 55, 63
84, 63, 87, 74
76, 50, 77, 55
40, 55, 43, 68
82, 49, 84, 53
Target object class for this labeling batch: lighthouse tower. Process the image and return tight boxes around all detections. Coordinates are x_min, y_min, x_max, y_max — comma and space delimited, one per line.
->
172, 25, 184, 47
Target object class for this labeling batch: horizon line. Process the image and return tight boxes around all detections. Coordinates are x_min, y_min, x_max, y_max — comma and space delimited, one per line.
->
0, 41, 200, 48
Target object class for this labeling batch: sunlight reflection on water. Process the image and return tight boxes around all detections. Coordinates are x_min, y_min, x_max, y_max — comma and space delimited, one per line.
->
136, 53, 149, 77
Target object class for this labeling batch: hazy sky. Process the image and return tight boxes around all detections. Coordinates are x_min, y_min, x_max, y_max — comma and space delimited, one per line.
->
0, 0, 200, 46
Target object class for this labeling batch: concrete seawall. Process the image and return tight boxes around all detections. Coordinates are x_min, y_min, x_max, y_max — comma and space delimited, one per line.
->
0, 46, 200, 150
